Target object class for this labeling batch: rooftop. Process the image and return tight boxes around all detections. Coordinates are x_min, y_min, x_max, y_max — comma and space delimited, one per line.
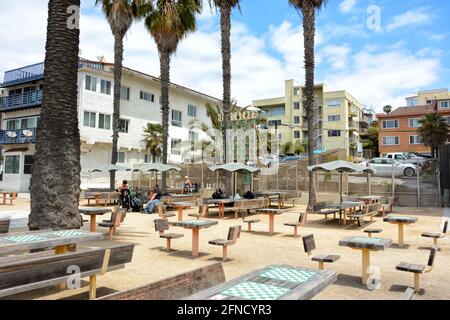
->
376, 104, 438, 118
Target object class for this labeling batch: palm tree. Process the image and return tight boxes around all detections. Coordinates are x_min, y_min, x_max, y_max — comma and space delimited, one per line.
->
289, 0, 327, 212
142, 123, 163, 162
383, 105, 392, 115
207, 0, 241, 163
418, 113, 449, 158
29, 0, 81, 230
142, 0, 202, 192
95, 0, 143, 190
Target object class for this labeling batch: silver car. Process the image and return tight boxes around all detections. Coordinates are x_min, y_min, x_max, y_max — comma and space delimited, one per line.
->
361, 158, 417, 177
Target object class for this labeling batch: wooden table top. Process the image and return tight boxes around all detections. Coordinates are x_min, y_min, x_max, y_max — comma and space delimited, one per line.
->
339, 236, 392, 251
79, 207, 112, 215
185, 265, 336, 300
171, 220, 219, 230
166, 202, 196, 207
383, 215, 418, 224
256, 208, 286, 215
0, 229, 103, 255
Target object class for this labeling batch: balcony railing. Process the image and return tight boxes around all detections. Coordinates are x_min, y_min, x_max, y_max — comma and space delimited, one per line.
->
0, 90, 43, 112
0, 128, 36, 145
2, 63, 45, 87
349, 121, 358, 130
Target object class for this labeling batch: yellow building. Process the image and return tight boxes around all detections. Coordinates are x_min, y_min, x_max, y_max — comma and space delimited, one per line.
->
252, 80, 369, 158
406, 88, 450, 107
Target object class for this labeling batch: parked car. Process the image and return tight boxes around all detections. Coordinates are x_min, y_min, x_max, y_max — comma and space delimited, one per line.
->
258, 155, 279, 167
385, 152, 428, 166
361, 158, 418, 177
280, 154, 304, 162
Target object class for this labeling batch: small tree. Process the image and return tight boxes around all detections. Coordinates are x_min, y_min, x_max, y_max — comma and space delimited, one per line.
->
142, 123, 163, 162
418, 113, 449, 158
383, 105, 392, 115
282, 141, 293, 154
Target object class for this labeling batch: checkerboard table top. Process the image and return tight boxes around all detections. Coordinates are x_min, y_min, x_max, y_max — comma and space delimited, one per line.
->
0, 229, 103, 254
171, 220, 219, 229
186, 265, 336, 300
383, 215, 418, 224
339, 236, 392, 250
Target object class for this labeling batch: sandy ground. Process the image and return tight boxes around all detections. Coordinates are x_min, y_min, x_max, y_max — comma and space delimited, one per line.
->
1, 198, 449, 300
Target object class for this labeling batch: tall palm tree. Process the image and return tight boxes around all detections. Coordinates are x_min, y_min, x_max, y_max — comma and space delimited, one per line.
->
418, 113, 449, 158
142, 123, 163, 162
29, 0, 81, 230
142, 0, 202, 192
383, 105, 392, 115
95, 0, 142, 190
289, 0, 327, 212
208, 0, 241, 163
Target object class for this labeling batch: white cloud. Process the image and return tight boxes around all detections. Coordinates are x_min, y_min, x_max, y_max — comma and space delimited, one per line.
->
339, 0, 357, 14
322, 45, 351, 70
386, 8, 432, 32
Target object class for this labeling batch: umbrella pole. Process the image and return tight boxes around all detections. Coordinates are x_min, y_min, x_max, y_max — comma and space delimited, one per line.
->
368, 173, 371, 196
339, 172, 343, 204
216, 172, 219, 190
251, 173, 254, 192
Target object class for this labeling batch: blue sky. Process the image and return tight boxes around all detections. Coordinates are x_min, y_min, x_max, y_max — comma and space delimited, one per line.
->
0, 0, 449, 112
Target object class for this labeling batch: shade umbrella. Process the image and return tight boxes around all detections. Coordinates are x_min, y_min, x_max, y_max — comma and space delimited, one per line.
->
209, 163, 261, 196
142, 163, 182, 190
89, 165, 131, 190
307, 160, 374, 203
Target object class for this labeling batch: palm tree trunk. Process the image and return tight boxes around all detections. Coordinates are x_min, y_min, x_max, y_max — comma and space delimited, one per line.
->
110, 33, 124, 190
220, 4, 231, 164
29, 0, 81, 230
302, 3, 317, 212
160, 50, 171, 193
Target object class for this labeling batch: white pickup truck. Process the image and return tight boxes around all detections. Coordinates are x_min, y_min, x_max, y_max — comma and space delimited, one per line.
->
385, 152, 428, 166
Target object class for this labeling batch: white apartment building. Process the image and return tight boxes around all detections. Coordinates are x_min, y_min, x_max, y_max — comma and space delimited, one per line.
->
0, 59, 220, 192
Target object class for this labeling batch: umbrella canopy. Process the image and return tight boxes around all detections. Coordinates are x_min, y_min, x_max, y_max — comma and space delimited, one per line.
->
141, 163, 182, 173
307, 160, 374, 174
209, 163, 261, 174
89, 164, 131, 173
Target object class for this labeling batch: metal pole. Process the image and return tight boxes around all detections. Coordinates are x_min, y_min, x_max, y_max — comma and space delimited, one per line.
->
368, 173, 371, 196
416, 160, 420, 207
391, 161, 395, 198
296, 161, 299, 193
339, 172, 343, 204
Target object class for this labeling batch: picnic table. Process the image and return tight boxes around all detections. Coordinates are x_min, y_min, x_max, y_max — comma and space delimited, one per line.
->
339, 236, 392, 284
327, 201, 364, 225
166, 202, 196, 221
185, 264, 336, 300
383, 215, 418, 246
79, 207, 113, 232
256, 208, 286, 235
355, 195, 385, 204
0, 229, 103, 255
171, 220, 218, 257
207, 199, 236, 218
1, 192, 17, 205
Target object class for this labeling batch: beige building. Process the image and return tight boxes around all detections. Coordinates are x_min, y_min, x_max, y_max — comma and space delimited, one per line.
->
252, 80, 370, 158
406, 88, 450, 107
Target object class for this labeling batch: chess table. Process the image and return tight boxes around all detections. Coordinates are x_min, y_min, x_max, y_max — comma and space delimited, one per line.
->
339, 236, 392, 284
166, 202, 196, 221
383, 215, 418, 246
0, 229, 103, 255
171, 220, 218, 257
185, 265, 336, 300
79, 207, 112, 232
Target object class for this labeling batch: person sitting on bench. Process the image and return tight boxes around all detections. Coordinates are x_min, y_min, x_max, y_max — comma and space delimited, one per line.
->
144, 184, 162, 214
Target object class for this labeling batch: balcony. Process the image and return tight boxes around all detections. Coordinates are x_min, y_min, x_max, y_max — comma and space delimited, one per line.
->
2, 63, 44, 87
348, 106, 358, 117
349, 121, 358, 131
0, 128, 36, 145
0, 90, 43, 112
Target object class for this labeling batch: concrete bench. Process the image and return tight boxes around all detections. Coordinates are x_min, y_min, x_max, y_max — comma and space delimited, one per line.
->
98, 262, 226, 300
303, 234, 340, 270
0, 242, 134, 300
227, 199, 268, 219
270, 192, 301, 209
284, 212, 307, 237
348, 203, 380, 227
313, 202, 340, 220
209, 226, 241, 262
154, 218, 184, 252
98, 210, 123, 240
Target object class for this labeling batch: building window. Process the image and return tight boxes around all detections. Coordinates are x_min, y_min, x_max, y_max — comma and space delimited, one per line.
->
327, 99, 341, 107
100, 79, 111, 95
439, 101, 450, 109
382, 136, 400, 145
293, 88, 300, 96
98, 113, 111, 130
120, 86, 130, 100
171, 139, 182, 155
278, 133, 282, 140
294, 131, 300, 139
328, 130, 341, 137
328, 115, 341, 122
406, 98, 418, 107
408, 118, 421, 128
293, 102, 300, 110
382, 120, 399, 129
268, 120, 282, 126
85, 75, 97, 92
293, 116, 300, 124
83, 111, 96, 128
119, 119, 129, 133
188, 105, 197, 118
140, 90, 154, 102
23, 155, 34, 175
172, 110, 182, 127
6, 119, 19, 130
5, 155, 20, 174
409, 135, 422, 145
189, 130, 199, 143
426, 99, 435, 105
117, 152, 125, 163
